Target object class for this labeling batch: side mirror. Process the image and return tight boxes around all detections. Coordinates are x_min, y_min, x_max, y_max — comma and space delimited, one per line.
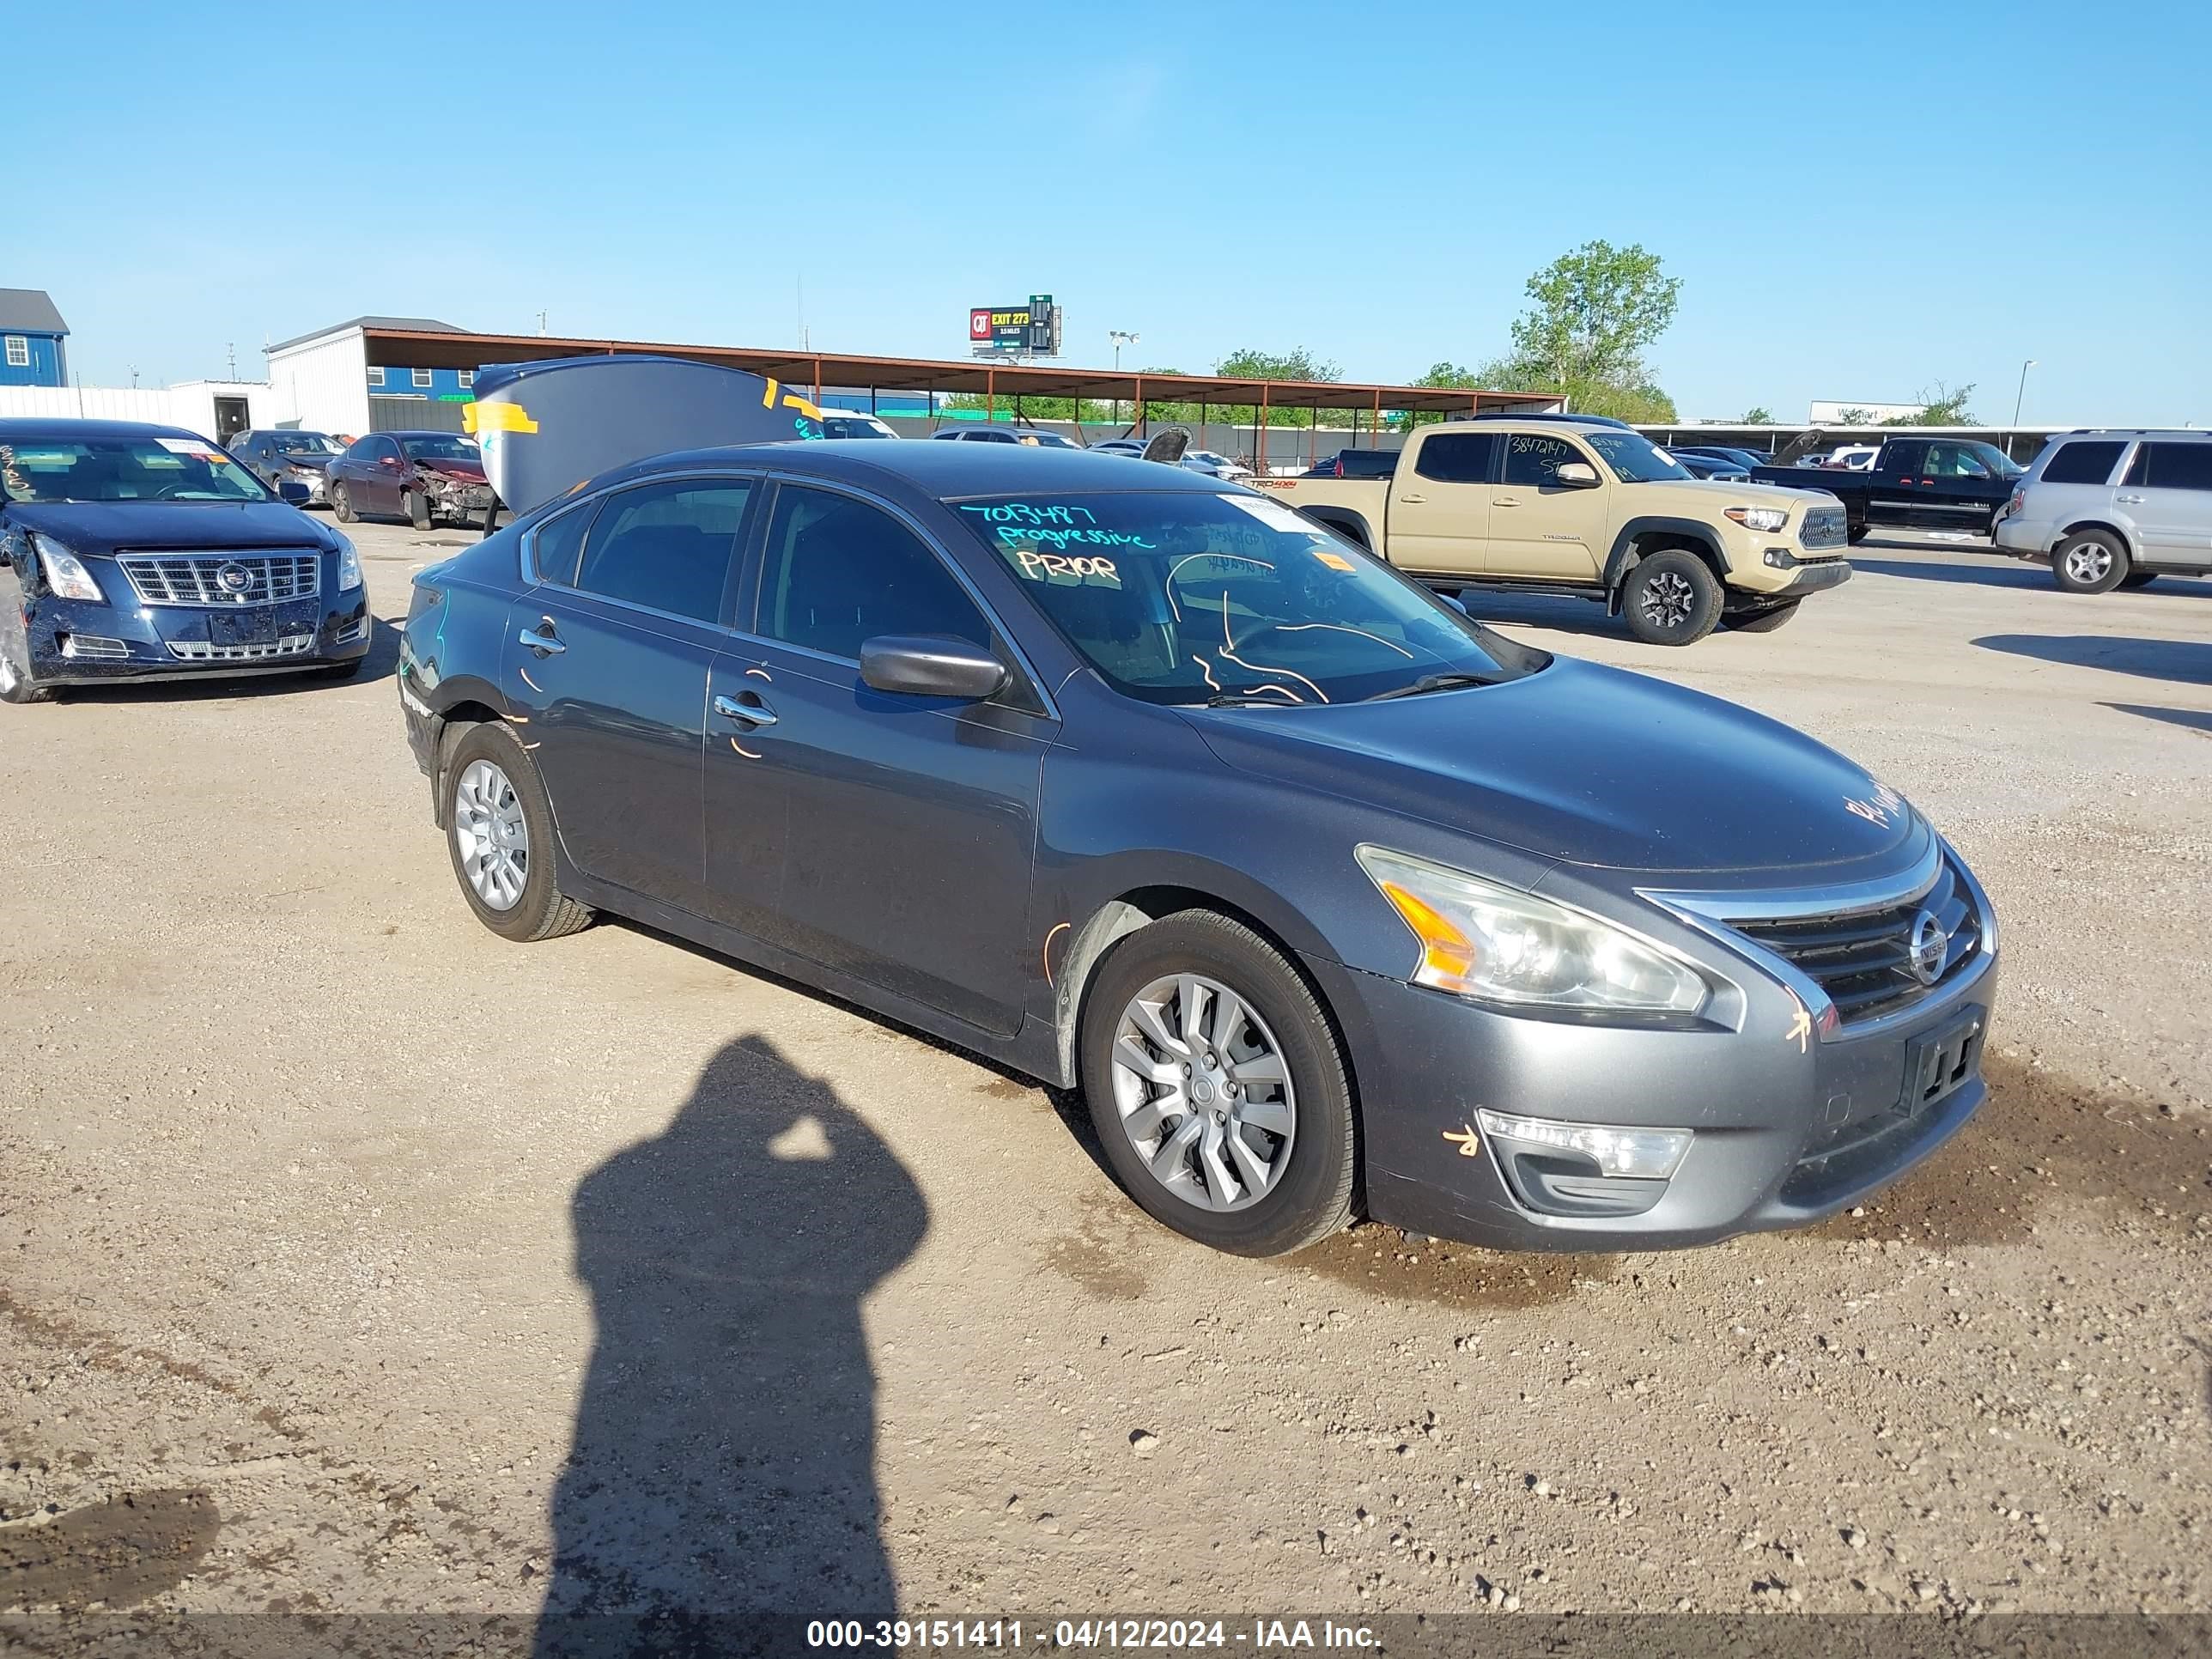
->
1437, 591, 1470, 617
1554, 461, 1601, 489
860, 635, 1007, 701
276, 478, 311, 505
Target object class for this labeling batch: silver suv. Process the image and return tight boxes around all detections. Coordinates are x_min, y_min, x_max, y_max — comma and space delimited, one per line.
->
1996, 430, 2212, 592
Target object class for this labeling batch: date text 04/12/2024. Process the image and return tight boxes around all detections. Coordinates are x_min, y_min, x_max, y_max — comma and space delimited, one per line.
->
805, 1619, 1379, 1650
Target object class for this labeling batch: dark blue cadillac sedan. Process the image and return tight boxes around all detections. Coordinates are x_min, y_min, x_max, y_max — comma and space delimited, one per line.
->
398, 441, 1996, 1258
0, 419, 372, 702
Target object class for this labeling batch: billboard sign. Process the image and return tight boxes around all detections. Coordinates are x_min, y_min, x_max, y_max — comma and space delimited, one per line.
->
968, 295, 1060, 356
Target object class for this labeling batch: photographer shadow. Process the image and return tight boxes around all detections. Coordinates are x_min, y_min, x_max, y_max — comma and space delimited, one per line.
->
536, 1036, 928, 1657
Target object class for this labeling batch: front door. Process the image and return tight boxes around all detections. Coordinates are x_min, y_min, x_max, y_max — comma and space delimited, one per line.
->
1914, 441, 2007, 534
705, 481, 1049, 1036
365, 437, 409, 516
1483, 430, 1608, 580
503, 477, 757, 914
1386, 428, 1497, 578
213, 398, 250, 446
2118, 440, 2212, 564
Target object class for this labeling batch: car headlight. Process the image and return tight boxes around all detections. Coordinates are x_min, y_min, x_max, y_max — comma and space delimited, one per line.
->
333, 533, 363, 592
286, 464, 322, 483
1356, 846, 1709, 1016
30, 532, 106, 604
1724, 505, 1790, 533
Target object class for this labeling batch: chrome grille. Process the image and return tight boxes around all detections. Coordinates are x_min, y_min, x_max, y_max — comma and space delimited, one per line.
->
118, 552, 322, 607
166, 635, 316, 663
1799, 504, 1848, 550
1729, 856, 1982, 1026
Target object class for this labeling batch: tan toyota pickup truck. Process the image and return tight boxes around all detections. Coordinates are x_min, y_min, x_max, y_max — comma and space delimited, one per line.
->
1267, 417, 1851, 645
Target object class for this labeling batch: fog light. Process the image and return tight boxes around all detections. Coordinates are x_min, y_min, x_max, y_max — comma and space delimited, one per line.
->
1762, 547, 1799, 569
1475, 1109, 1691, 1179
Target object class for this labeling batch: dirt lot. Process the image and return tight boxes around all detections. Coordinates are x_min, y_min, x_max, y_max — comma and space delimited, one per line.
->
2, 518, 2207, 1642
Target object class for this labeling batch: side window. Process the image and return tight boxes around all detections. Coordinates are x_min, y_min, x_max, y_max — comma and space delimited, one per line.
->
528, 501, 594, 586
2040, 441, 2125, 486
1500, 432, 1584, 488
410, 368, 433, 389
1922, 443, 1990, 478
573, 479, 754, 623
366, 366, 386, 387
378, 438, 404, 465
1413, 432, 1498, 485
1881, 441, 1925, 476
459, 369, 475, 389
757, 485, 989, 661
343, 437, 378, 462
2134, 442, 2212, 492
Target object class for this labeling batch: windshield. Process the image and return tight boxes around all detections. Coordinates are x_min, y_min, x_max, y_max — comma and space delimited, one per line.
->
1020, 431, 1078, 449
824, 416, 892, 439
1964, 441, 2023, 477
398, 435, 480, 463
275, 433, 342, 455
957, 490, 1547, 706
0, 435, 273, 504
1584, 431, 1692, 482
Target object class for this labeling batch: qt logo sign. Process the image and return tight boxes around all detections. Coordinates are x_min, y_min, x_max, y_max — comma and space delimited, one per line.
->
969, 309, 992, 340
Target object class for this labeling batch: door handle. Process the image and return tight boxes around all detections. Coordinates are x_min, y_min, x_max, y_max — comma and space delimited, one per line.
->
713, 692, 779, 728
1396, 493, 1427, 504
2116, 494, 2146, 503
1491, 498, 1521, 507
517, 623, 565, 655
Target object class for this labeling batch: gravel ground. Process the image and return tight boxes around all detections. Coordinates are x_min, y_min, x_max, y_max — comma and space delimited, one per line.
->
1, 520, 2206, 1640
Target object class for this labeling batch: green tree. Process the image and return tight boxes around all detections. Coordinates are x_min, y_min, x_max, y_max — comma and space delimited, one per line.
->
1885, 382, 1978, 426
1739, 405, 1776, 424
1509, 240, 1683, 389
1210, 347, 1344, 428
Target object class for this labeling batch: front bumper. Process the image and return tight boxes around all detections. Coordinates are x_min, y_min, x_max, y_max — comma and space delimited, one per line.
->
24, 587, 373, 686
1781, 556, 1851, 594
1309, 924, 1996, 1253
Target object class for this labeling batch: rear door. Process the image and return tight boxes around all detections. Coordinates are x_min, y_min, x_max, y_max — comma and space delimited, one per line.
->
1484, 430, 1607, 580
504, 475, 757, 915
1382, 429, 1496, 578
705, 479, 1051, 1036
2119, 441, 2212, 564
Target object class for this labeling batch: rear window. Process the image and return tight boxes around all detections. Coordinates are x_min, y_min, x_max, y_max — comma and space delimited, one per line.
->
2040, 441, 2125, 486
1413, 431, 1498, 484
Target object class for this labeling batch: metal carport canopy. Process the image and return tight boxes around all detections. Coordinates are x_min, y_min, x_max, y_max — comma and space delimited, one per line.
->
357, 326, 1561, 419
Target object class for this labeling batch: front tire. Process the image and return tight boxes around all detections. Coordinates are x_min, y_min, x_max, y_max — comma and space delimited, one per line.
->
1847, 524, 1870, 545
1079, 909, 1356, 1258
444, 723, 594, 943
406, 489, 433, 532
1726, 599, 1801, 633
331, 482, 357, 524
2052, 530, 2129, 594
0, 607, 52, 704
1621, 550, 1723, 646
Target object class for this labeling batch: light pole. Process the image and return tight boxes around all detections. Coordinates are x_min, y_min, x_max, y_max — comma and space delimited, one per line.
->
1109, 331, 1139, 425
2013, 359, 2037, 427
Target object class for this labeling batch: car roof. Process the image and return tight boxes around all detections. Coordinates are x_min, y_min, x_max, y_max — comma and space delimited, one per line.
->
0, 416, 209, 443
615, 439, 1232, 498
2055, 428, 2208, 440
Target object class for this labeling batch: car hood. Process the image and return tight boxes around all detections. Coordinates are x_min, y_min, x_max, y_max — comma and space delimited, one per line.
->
1182, 656, 1917, 877
1634, 477, 1837, 512
4, 499, 333, 555
413, 458, 487, 483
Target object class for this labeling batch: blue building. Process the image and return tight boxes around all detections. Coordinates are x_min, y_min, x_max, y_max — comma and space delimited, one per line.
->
0, 289, 70, 388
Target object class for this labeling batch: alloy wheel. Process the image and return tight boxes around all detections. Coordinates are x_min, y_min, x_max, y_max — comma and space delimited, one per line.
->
1109, 972, 1297, 1212
2063, 544, 2112, 585
1641, 569, 1695, 628
453, 759, 529, 910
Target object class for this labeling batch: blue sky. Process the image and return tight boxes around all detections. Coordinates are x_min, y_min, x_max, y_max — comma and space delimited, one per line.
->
11, 3, 2208, 425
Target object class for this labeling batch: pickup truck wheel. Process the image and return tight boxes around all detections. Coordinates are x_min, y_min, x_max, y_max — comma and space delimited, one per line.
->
1080, 909, 1356, 1258
1847, 525, 1870, 545
1622, 550, 1723, 647
2052, 530, 2129, 594
1726, 599, 1801, 633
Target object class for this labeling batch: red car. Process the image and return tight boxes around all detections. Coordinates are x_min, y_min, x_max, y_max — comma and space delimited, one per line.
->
326, 431, 494, 530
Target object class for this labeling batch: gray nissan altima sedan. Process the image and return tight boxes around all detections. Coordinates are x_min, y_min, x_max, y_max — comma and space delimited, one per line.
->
398, 442, 1996, 1257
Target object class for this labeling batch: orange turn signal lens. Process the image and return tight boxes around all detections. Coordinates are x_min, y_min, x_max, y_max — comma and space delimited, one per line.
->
1377, 879, 1478, 985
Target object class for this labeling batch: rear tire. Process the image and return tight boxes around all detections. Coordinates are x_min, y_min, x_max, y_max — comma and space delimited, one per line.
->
2051, 530, 2129, 594
1726, 599, 1802, 633
1079, 909, 1356, 1258
1621, 550, 1723, 647
2118, 572, 2158, 590
443, 722, 594, 943
331, 482, 357, 524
